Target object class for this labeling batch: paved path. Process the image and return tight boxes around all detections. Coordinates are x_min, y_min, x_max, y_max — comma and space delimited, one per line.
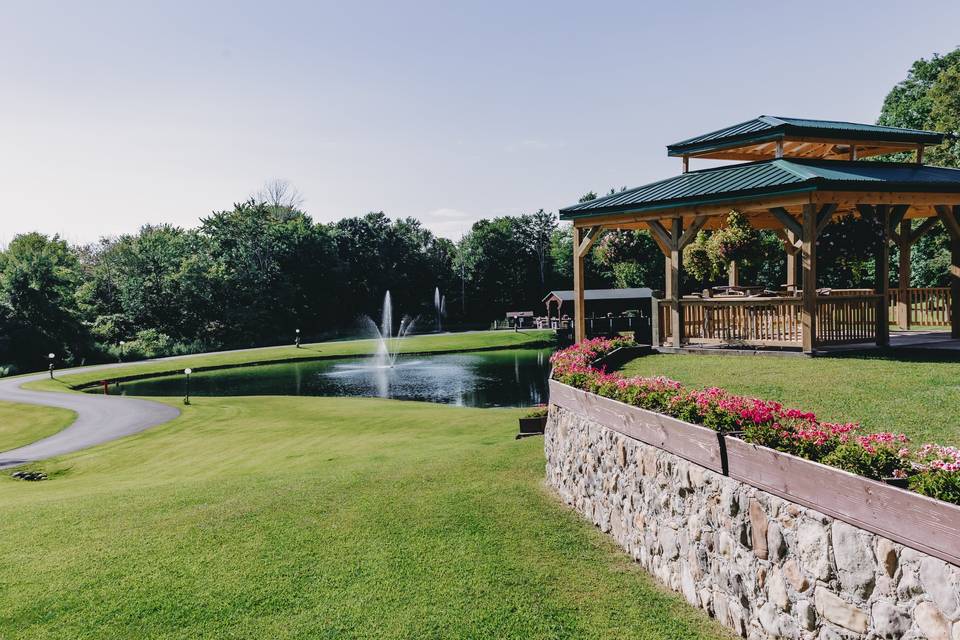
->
0, 365, 181, 469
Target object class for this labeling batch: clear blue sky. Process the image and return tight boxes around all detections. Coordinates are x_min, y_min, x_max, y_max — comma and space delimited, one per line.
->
2, 0, 959, 245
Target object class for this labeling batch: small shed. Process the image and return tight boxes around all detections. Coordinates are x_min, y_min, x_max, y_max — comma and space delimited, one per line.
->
542, 288, 653, 319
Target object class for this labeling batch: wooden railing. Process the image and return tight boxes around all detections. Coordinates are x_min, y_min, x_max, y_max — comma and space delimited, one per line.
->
682, 298, 802, 346
888, 287, 952, 327
816, 295, 881, 345
658, 295, 882, 347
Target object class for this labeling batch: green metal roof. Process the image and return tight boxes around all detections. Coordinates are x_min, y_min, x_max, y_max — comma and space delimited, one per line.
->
560, 159, 960, 220
666, 116, 944, 157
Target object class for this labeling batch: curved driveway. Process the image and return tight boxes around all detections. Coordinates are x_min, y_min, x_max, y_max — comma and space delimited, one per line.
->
0, 364, 181, 469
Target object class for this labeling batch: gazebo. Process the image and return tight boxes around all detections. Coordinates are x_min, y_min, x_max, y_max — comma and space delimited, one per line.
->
560, 116, 960, 354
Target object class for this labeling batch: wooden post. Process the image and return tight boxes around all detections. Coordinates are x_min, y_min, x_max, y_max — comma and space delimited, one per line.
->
801, 204, 818, 354
938, 205, 960, 339
952, 233, 960, 339
786, 230, 797, 290
874, 205, 890, 346
682, 155, 689, 173
573, 226, 586, 343
669, 218, 683, 347
775, 140, 784, 158
897, 219, 911, 330
728, 260, 739, 287
664, 256, 672, 298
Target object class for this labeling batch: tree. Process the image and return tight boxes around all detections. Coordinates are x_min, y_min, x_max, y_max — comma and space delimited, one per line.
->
878, 47, 960, 287
595, 230, 663, 290
253, 179, 306, 215
518, 209, 557, 286
0, 233, 89, 369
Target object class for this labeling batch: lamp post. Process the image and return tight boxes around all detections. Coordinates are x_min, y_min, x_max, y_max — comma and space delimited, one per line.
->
183, 368, 192, 405
48, 353, 55, 379
295, 328, 301, 348
118, 340, 125, 363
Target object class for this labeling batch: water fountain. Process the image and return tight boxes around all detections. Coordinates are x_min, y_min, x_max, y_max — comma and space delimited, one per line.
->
365, 290, 416, 369
434, 287, 442, 332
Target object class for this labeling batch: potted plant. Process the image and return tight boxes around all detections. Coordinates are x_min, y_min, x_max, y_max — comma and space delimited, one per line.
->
518, 406, 548, 437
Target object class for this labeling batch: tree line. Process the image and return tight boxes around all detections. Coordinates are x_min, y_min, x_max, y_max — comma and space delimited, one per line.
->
0, 193, 628, 373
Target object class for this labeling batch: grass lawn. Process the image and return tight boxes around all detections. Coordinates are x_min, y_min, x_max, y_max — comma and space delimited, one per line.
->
620, 352, 960, 446
25, 330, 556, 391
0, 396, 730, 639
0, 402, 75, 452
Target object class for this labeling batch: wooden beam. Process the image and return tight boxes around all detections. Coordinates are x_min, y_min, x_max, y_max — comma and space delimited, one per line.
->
813, 191, 960, 207
772, 227, 800, 254
646, 222, 671, 257
815, 203, 838, 236
875, 205, 890, 346
917, 144, 924, 165
801, 204, 818, 353
897, 214, 911, 330
953, 206, 960, 339
935, 205, 960, 338
682, 155, 689, 173
770, 206, 803, 240
935, 205, 960, 240
669, 218, 683, 347
573, 227, 587, 342
646, 219, 673, 250
575, 225, 602, 260
909, 216, 940, 244
677, 214, 708, 249
889, 204, 910, 230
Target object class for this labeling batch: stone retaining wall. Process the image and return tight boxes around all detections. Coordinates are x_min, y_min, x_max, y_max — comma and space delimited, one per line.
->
545, 405, 960, 640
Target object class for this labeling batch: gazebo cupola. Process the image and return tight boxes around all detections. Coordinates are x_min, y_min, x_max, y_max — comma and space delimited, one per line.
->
667, 115, 944, 170
561, 116, 960, 354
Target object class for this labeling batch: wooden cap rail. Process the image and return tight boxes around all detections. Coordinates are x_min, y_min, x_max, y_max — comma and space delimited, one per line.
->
549, 380, 960, 568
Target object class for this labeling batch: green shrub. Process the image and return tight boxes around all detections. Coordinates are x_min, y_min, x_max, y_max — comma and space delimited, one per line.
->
821, 442, 910, 481
909, 471, 960, 504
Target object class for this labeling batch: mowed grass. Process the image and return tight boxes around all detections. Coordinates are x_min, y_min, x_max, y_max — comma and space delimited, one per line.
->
24, 330, 555, 391
0, 402, 75, 452
0, 396, 731, 639
620, 353, 960, 446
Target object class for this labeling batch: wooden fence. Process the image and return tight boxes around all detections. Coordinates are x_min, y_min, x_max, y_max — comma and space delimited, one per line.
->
816, 295, 881, 345
658, 295, 881, 347
888, 287, 952, 327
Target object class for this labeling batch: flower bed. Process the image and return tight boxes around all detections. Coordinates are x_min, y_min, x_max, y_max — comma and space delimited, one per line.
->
550, 337, 960, 506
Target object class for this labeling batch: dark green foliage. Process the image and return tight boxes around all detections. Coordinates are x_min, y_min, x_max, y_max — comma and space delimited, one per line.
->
595, 230, 663, 290
877, 47, 960, 287
0, 233, 88, 371
821, 443, 909, 481
909, 470, 960, 505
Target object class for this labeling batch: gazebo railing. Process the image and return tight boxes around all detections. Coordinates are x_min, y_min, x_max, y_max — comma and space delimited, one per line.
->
888, 287, 952, 327
658, 295, 883, 348
817, 295, 881, 344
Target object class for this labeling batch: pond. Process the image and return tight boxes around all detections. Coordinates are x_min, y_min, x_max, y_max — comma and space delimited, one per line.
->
90, 348, 553, 408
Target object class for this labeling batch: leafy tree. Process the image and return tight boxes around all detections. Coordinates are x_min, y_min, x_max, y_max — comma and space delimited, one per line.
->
878, 47, 960, 287
0, 233, 88, 369
595, 230, 663, 290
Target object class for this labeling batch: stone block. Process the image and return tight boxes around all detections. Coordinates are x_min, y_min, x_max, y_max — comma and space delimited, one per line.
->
814, 587, 868, 634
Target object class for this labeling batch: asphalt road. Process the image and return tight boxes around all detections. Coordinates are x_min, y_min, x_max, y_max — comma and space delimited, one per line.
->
0, 366, 181, 469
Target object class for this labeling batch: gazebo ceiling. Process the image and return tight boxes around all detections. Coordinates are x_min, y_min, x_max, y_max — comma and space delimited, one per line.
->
666, 116, 944, 161
559, 158, 960, 229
